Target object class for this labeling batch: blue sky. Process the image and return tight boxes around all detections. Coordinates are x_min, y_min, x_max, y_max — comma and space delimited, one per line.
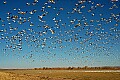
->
0, 0, 120, 69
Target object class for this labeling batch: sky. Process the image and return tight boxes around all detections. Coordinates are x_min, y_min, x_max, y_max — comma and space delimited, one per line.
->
0, 0, 120, 69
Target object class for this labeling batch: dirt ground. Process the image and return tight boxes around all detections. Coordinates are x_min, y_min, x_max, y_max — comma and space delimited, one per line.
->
0, 70, 120, 80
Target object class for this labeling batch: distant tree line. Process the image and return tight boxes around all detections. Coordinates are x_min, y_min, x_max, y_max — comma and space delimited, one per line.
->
34, 66, 120, 70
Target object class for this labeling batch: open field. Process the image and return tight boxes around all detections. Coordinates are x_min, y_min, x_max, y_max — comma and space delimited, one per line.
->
0, 70, 120, 80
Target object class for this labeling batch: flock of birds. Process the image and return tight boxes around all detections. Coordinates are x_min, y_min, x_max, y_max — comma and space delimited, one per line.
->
0, 0, 120, 65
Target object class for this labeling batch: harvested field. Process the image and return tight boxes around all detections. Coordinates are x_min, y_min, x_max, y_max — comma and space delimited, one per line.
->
0, 70, 120, 80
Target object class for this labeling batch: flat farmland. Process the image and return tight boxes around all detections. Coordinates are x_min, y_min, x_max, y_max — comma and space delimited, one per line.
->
0, 70, 120, 80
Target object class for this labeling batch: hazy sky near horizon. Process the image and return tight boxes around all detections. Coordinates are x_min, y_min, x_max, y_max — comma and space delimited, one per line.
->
0, 0, 120, 69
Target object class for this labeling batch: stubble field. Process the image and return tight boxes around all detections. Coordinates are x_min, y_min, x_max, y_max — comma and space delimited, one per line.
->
0, 70, 120, 80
